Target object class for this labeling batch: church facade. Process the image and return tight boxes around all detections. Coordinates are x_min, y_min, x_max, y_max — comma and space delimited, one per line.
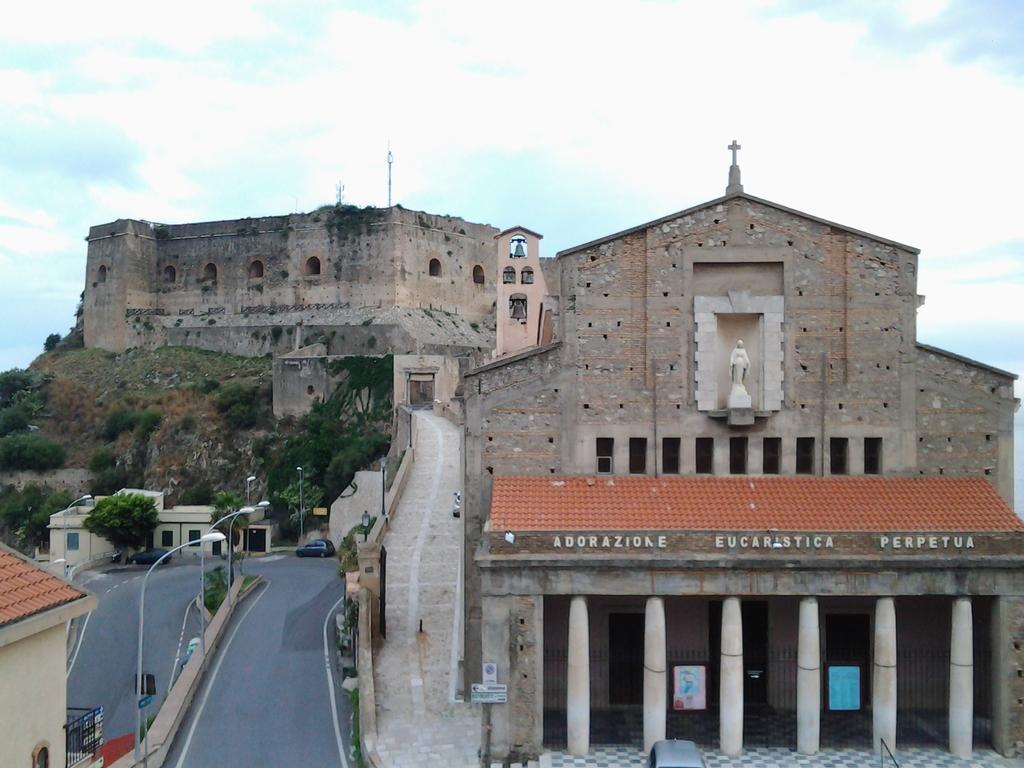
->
461, 154, 1021, 761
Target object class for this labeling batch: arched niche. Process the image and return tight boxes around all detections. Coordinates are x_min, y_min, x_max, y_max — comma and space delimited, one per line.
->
304, 256, 321, 276
97, 265, 107, 283
202, 263, 218, 281
163, 265, 176, 283
428, 258, 441, 277
472, 264, 485, 284
249, 260, 265, 279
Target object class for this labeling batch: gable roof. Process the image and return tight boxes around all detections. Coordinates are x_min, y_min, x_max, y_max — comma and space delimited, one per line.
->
556, 191, 920, 259
917, 342, 1018, 380
491, 476, 1022, 532
0, 544, 89, 629
495, 225, 544, 240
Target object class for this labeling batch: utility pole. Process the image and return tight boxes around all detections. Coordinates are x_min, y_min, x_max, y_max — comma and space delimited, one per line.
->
387, 143, 393, 207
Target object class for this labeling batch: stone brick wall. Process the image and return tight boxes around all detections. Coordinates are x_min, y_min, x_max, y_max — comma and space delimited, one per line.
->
83, 207, 498, 354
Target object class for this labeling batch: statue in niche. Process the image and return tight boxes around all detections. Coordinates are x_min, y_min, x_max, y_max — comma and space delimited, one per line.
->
729, 340, 750, 397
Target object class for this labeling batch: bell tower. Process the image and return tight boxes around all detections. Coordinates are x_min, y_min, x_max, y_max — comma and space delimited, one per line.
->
493, 226, 548, 358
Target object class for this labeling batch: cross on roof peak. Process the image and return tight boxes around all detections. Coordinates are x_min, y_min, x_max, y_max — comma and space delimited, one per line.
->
726, 140, 743, 195
728, 140, 741, 166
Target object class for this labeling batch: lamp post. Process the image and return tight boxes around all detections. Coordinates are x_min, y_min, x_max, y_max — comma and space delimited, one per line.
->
136, 531, 225, 764
296, 466, 304, 542
380, 457, 387, 520
245, 475, 257, 506
209, 507, 254, 611
60, 494, 92, 579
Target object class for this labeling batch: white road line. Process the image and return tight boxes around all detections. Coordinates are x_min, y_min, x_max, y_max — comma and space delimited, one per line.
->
66, 612, 91, 677
171, 582, 269, 768
322, 594, 351, 768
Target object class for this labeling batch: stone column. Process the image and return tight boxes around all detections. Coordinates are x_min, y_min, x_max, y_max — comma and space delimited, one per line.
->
872, 597, 897, 754
567, 596, 590, 756
720, 597, 744, 756
949, 597, 973, 758
797, 597, 820, 755
643, 597, 667, 751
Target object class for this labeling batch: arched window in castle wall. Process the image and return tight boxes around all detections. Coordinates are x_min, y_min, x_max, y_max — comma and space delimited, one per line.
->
249, 260, 265, 279
97, 265, 107, 283
509, 293, 527, 320
202, 263, 218, 281
472, 264, 485, 284
163, 265, 176, 283
304, 257, 321, 276
509, 235, 527, 258
428, 258, 441, 277
521, 267, 534, 285
503, 267, 516, 284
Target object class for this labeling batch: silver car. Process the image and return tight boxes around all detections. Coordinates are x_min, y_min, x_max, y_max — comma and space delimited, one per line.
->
649, 739, 706, 768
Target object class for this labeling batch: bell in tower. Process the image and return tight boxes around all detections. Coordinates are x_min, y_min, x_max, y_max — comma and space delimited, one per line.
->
510, 236, 527, 258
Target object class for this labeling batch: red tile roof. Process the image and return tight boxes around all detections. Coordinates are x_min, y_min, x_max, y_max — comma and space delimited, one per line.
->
490, 476, 1024, 532
0, 545, 88, 628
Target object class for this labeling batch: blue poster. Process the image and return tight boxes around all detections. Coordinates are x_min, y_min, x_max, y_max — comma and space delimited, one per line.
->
828, 665, 861, 711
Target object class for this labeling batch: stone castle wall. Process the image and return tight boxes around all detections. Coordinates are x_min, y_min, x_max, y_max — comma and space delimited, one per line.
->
83, 206, 498, 354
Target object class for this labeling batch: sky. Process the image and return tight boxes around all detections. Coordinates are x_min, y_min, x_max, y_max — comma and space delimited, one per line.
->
1, 0, 1022, 395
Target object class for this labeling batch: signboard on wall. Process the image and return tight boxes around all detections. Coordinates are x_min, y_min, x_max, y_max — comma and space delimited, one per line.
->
312, 507, 328, 517
828, 665, 861, 711
672, 665, 706, 710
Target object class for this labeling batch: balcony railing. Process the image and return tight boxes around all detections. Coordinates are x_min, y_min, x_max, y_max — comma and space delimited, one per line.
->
65, 706, 103, 768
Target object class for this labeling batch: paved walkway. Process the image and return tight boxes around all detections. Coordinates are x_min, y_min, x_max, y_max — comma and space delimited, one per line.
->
549, 745, 1023, 767
373, 412, 480, 767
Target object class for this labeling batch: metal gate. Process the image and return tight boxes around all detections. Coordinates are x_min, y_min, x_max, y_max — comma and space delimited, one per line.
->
379, 545, 387, 639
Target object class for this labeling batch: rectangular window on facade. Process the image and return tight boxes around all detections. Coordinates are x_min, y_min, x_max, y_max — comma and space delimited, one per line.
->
762, 437, 781, 474
830, 437, 849, 475
696, 437, 714, 474
188, 529, 202, 547
662, 437, 681, 474
629, 438, 647, 474
864, 437, 882, 475
729, 437, 748, 474
161, 529, 174, 547
796, 437, 815, 474
67, 532, 79, 551
596, 437, 614, 474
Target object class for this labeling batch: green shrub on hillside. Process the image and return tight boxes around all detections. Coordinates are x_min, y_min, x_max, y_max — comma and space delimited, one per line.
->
0, 433, 66, 470
102, 410, 138, 441
43, 333, 61, 352
0, 406, 30, 437
88, 447, 116, 472
89, 467, 133, 496
214, 382, 267, 429
179, 481, 214, 505
0, 486, 73, 550
135, 409, 162, 438
0, 369, 47, 409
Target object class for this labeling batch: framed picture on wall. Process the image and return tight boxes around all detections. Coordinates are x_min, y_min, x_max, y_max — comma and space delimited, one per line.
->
672, 665, 706, 710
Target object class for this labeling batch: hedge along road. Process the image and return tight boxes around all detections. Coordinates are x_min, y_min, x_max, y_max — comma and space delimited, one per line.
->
164, 555, 353, 768
68, 561, 205, 742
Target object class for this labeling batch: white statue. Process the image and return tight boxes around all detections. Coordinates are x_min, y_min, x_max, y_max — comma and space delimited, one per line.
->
729, 340, 750, 397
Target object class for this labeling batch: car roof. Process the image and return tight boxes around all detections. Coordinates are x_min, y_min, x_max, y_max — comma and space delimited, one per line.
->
652, 740, 703, 764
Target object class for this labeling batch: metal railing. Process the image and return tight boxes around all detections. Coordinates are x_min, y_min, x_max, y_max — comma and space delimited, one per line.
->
880, 737, 899, 767
65, 706, 103, 768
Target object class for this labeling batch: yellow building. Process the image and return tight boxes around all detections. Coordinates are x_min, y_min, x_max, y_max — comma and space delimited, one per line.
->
0, 544, 96, 768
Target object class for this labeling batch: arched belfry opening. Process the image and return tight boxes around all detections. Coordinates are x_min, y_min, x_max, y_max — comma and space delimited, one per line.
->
503, 267, 516, 284
249, 260, 264, 279
202, 263, 218, 281
510, 235, 527, 258
429, 258, 441, 277
509, 293, 528, 321
521, 267, 534, 284
304, 256, 321, 276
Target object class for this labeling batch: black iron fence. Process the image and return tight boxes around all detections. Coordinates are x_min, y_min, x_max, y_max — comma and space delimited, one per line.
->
65, 706, 103, 768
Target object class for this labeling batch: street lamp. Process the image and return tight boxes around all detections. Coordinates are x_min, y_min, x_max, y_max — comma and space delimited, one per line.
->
60, 494, 92, 578
296, 466, 304, 541
209, 507, 254, 611
380, 457, 387, 520
136, 531, 225, 764
245, 475, 257, 506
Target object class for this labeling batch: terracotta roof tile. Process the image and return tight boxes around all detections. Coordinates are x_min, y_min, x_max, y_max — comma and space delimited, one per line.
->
0, 546, 88, 628
490, 476, 1024, 532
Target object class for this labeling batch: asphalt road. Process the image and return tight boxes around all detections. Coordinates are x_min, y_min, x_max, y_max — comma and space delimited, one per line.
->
68, 560, 206, 741
164, 555, 354, 768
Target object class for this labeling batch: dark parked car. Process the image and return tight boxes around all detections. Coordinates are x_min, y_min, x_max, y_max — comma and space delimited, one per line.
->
649, 740, 705, 768
128, 548, 172, 566
296, 539, 336, 558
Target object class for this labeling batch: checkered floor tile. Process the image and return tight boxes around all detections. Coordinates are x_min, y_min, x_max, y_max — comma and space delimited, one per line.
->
548, 745, 1018, 767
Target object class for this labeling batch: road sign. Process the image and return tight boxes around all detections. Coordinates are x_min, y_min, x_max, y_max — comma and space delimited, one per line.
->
471, 683, 507, 704
482, 662, 497, 684
312, 506, 328, 517
138, 694, 155, 709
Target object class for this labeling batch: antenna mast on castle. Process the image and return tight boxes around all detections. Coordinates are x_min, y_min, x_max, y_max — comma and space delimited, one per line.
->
336, 181, 345, 205
387, 142, 393, 207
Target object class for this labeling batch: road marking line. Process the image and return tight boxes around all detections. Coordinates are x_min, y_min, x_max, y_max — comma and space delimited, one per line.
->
171, 581, 269, 768
322, 593, 351, 768
66, 611, 91, 677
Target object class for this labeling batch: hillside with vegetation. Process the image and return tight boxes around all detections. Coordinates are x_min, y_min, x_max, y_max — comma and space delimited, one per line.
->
0, 346, 392, 552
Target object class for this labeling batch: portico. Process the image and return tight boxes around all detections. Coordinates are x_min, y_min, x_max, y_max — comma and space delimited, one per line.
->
476, 476, 1024, 761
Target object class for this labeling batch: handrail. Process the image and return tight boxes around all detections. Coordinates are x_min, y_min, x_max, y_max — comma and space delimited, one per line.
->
880, 738, 899, 768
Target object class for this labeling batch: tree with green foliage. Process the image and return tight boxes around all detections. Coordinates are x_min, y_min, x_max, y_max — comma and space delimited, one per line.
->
0, 486, 73, 551
276, 480, 324, 533
214, 382, 268, 429
0, 433, 66, 470
83, 493, 159, 561
0, 369, 47, 409
43, 333, 61, 352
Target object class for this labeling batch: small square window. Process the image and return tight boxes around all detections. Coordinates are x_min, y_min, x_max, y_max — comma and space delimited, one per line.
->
189, 529, 202, 547
66, 532, 80, 551
161, 529, 174, 548
596, 437, 614, 474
